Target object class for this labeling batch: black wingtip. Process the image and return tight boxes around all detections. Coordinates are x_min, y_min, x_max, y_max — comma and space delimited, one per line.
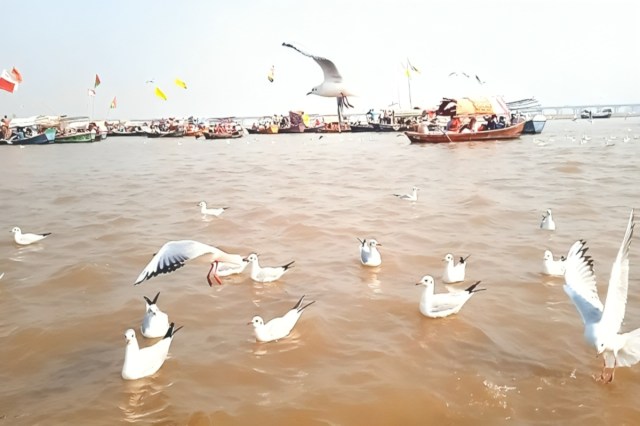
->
163, 322, 184, 339
283, 260, 295, 270
465, 281, 486, 293
42, 232, 52, 237
143, 295, 153, 305
152, 291, 160, 305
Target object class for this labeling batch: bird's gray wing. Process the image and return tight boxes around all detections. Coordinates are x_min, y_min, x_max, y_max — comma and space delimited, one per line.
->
563, 240, 604, 325
600, 209, 635, 334
134, 240, 221, 285
282, 42, 342, 82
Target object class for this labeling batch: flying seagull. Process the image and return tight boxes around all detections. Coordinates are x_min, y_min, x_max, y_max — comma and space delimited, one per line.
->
563, 209, 637, 383
282, 42, 354, 131
475, 75, 486, 85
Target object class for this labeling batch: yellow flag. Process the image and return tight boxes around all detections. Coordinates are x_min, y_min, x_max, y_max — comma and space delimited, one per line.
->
155, 86, 167, 101
175, 78, 187, 89
405, 68, 411, 78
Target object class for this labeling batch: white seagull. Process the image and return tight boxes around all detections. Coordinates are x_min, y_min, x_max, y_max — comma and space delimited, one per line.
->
215, 257, 250, 277
563, 209, 638, 383
141, 292, 170, 338
393, 186, 419, 201
358, 238, 382, 267
282, 42, 354, 130
134, 240, 244, 287
542, 249, 566, 276
197, 201, 228, 217
11, 227, 51, 245
122, 322, 182, 380
442, 253, 470, 284
540, 209, 556, 231
0, 272, 4, 280
249, 295, 315, 342
243, 253, 295, 283
416, 275, 485, 318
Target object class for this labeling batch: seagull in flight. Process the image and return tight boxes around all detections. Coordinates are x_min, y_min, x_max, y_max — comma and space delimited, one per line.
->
282, 42, 354, 131
134, 240, 244, 287
563, 209, 637, 383
475, 75, 486, 85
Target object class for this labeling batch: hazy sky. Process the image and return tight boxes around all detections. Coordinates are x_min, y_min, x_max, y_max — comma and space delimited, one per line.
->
2, 0, 638, 119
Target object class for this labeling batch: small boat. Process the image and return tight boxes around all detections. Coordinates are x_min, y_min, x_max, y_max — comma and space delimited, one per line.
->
55, 131, 96, 143
405, 121, 525, 144
580, 108, 612, 119
522, 114, 547, 134
257, 124, 279, 134
1, 132, 53, 145
146, 130, 185, 138
203, 131, 243, 140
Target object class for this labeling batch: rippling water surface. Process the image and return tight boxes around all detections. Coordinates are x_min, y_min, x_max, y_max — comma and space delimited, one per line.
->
1, 119, 640, 425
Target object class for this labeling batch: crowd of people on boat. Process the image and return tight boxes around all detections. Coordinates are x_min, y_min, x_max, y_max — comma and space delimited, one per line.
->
445, 113, 523, 133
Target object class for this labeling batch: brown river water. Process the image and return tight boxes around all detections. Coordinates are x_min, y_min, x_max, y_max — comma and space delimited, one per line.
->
1, 118, 640, 425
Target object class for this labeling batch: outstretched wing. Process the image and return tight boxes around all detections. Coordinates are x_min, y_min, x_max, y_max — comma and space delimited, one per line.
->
563, 240, 604, 325
600, 209, 635, 334
282, 42, 343, 83
134, 240, 239, 285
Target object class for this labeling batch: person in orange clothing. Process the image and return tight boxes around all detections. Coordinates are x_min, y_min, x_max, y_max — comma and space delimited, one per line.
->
446, 115, 461, 132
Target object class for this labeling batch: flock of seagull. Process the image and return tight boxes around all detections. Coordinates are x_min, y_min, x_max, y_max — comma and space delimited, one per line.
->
6, 190, 640, 384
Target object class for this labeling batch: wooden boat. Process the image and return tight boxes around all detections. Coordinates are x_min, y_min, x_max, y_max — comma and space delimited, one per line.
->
278, 123, 306, 133
318, 122, 351, 133
1, 133, 52, 145
146, 130, 185, 138
203, 131, 243, 140
405, 121, 525, 143
55, 132, 96, 143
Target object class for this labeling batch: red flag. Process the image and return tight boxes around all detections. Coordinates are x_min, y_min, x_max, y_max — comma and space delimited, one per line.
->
10, 67, 23, 83
94, 74, 101, 88
0, 70, 16, 93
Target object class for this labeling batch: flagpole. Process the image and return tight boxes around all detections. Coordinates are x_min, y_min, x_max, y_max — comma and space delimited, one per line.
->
407, 73, 412, 109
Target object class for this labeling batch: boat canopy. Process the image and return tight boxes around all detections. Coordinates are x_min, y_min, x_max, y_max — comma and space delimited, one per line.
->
436, 96, 510, 117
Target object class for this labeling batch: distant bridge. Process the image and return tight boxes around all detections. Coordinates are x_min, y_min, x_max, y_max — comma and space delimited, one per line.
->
542, 103, 640, 117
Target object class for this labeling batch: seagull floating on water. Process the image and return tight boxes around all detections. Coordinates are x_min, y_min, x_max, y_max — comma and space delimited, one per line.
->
134, 240, 244, 287
215, 257, 250, 277
141, 292, 170, 338
540, 209, 556, 231
563, 209, 637, 383
11, 227, 51, 245
243, 253, 295, 283
442, 253, 469, 284
249, 295, 315, 342
197, 201, 228, 217
415, 275, 485, 318
357, 238, 382, 267
122, 322, 182, 380
282, 42, 354, 131
394, 186, 419, 201
542, 249, 566, 276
